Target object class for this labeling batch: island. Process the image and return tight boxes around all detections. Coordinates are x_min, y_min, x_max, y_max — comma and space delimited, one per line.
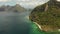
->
29, 0, 60, 32
0, 4, 26, 12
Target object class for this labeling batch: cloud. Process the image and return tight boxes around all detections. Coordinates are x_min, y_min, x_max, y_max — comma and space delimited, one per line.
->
17, 0, 46, 2
17, 0, 49, 6
0, 0, 49, 9
17, 0, 49, 8
57, 0, 60, 1
0, 0, 11, 2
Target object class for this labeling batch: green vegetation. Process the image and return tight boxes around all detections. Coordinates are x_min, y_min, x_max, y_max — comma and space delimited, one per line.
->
14, 4, 26, 12
29, 0, 60, 32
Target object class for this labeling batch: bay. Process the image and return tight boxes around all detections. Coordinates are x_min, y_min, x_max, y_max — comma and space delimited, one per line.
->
0, 11, 59, 34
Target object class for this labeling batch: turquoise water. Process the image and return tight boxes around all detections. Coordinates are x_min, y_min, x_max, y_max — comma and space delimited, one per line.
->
0, 11, 60, 34
29, 21, 46, 34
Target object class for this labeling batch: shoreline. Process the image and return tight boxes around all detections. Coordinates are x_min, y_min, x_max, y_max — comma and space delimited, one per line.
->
33, 22, 42, 30
33, 22, 60, 32
29, 16, 60, 32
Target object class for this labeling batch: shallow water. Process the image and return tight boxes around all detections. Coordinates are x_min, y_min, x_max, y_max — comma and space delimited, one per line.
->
0, 11, 60, 34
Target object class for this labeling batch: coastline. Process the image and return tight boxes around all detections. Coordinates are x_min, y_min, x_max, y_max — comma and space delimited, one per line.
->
33, 22, 42, 30
33, 22, 60, 32
29, 16, 60, 32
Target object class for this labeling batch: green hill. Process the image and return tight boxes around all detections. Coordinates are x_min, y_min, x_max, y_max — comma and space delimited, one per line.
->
0, 4, 26, 12
29, 0, 60, 32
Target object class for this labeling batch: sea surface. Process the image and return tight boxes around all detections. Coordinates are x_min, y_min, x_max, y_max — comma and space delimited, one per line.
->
0, 11, 60, 34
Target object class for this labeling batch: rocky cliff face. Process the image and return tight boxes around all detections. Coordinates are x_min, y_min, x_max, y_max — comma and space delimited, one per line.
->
29, 0, 60, 32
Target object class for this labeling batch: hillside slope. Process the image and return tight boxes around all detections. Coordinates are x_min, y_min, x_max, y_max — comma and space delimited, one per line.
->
0, 4, 26, 12
29, 0, 60, 32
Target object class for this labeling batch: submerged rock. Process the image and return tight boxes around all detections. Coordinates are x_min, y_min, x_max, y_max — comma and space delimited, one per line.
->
29, 0, 60, 32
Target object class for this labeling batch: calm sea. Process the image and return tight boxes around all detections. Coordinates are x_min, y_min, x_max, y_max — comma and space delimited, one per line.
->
0, 11, 60, 34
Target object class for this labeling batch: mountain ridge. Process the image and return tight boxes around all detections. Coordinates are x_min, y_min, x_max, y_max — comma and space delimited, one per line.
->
0, 4, 26, 12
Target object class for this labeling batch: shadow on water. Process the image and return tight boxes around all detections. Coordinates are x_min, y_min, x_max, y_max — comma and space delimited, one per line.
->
0, 12, 31, 34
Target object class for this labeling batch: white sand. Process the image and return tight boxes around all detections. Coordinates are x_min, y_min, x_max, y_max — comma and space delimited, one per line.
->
33, 22, 42, 30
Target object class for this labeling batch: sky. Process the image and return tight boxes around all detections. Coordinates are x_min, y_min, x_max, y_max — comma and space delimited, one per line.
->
0, 0, 60, 9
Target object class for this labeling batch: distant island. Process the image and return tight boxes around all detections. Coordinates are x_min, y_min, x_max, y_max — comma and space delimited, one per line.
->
29, 0, 60, 32
0, 4, 26, 12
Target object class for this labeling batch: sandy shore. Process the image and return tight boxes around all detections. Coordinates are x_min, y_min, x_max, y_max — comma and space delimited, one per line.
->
33, 22, 42, 30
